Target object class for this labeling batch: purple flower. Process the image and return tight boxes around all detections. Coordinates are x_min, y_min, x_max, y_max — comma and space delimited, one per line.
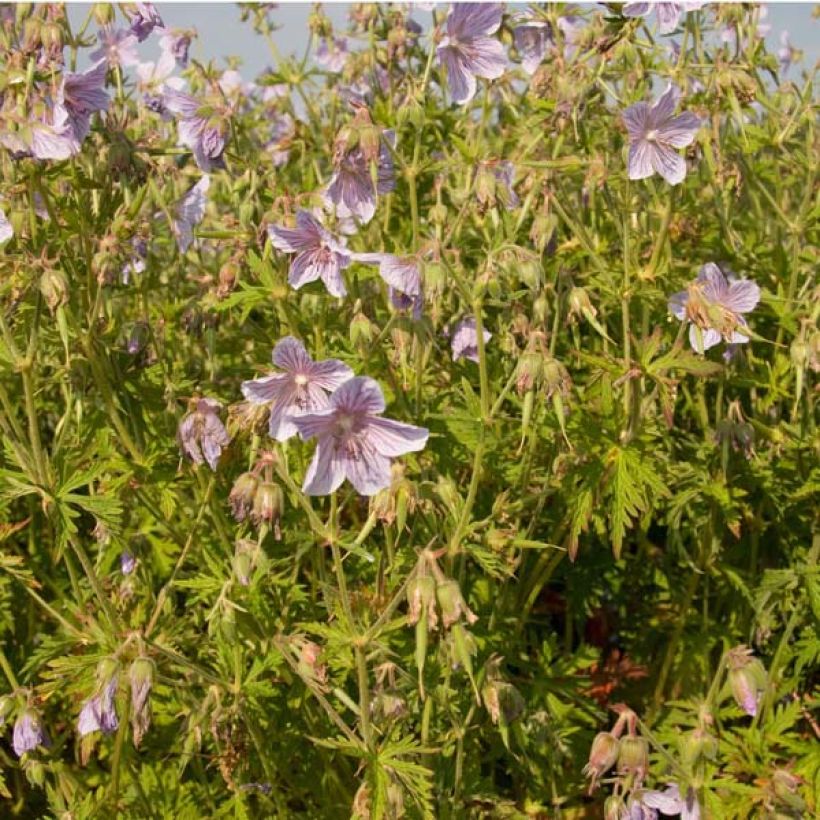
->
351, 253, 422, 297
642, 783, 700, 820
78, 675, 119, 737
512, 18, 552, 75
241, 336, 354, 442
268, 210, 351, 298
316, 36, 349, 72
451, 317, 491, 363
127, 2, 164, 42
293, 377, 428, 496
0, 106, 81, 161
91, 26, 140, 68
163, 88, 227, 172
323, 130, 396, 225
56, 59, 109, 143
668, 263, 760, 354
390, 289, 424, 319
622, 84, 700, 185
437, 3, 507, 104
158, 26, 193, 68
120, 549, 137, 574
0, 208, 12, 244
622, 3, 703, 35
178, 397, 230, 471
172, 175, 210, 254
12, 710, 48, 757
778, 31, 797, 75
557, 15, 585, 61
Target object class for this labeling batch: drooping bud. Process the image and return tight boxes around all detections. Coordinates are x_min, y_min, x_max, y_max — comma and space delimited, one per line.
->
583, 731, 619, 788
406, 574, 437, 628
350, 309, 376, 349
771, 768, 806, 812
515, 350, 544, 395
681, 726, 718, 769
129, 657, 154, 747
251, 481, 284, 538
616, 735, 649, 782
39, 268, 68, 311
482, 679, 525, 727
12, 709, 49, 758
726, 645, 767, 717
297, 640, 328, 687
228, 472, 259, 522
232, 543, 254, 587
475, 163, 498, 210
436, 578, 478, 628
92, 3, 114, 26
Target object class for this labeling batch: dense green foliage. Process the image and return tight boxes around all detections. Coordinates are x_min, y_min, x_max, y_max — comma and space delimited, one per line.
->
0, 3, 817, 817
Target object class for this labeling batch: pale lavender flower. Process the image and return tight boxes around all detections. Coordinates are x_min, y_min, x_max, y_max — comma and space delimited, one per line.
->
668, 263, 760, 354
56, 59, 109, 143
268, 210, 352, 298
163, 88, 226, 172
351, 253, 422, 297
267, 112, 295, 167
643, 783, 700, 820
323, 130, 395, 225
219, 69, 256, 100
127, 2, 164, 42
437, 3, 507, 104
261, 82, 289, 104
78, 675, 119, 737
622, 84, 700, 185
0, 103, 81, 160
178, 397, 230, 470
0, 208, 12, 244
451, 317, 491, 363
91, 26, 140, 68
512, 18, 553, 75
778, 31, 797, 74
136, 51, 182, 116
293, 377, 428, 496
120, 549, 137, 574
241, 336, 354, 442
623, 3, 703, 35
390, 289, 424, 319
557, 15, 585, 60
12, 710, 48, 757
171, 175, 209, 253
720, 5, 770, 51
157, 26, 193, 67
622, 799, 658, 820
316, 36, 350, 72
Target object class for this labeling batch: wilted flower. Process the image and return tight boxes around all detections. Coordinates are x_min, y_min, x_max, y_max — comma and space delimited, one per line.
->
583, 731, 620, 790
229, 472, 259, 522
512, 18, 552, 75
622, 85, 700, 185
437, 3, 507, 104
91, 26, 139, 68
475, 160, 519, 210
78, 674, 119, 737
323, 130, 396, 225
293, 376, 428, 496
171, 175, 210, 253
623, 3, 704, 35
178, 397, 230, 471
56, 59, 109, 143
668, 263, 760, 354
157, 26, 193, 67
126, 2, 164, 42
129, 657, 154, 747
13, 709, 48, 757
242, 336, 354, 441
316, 35, 349, 72
0, 208, 12, 244
163, 88, 227, 172
450, 317, 491, 363
268, 210, 352, 297
642, 783, 701, 819
352, 253, 422, 298
436, 578, 478, 628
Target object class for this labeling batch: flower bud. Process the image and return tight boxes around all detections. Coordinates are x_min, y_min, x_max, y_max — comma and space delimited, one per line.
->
350, 310, 376, 349
92, 3, 114, 25
475, 164, 498, 210
583, 731, 619, 786
229, 472, 259, 522
40, 21, 62, 52
251, 481, 284, 537
681, 727, 718, 768
406, 574, 436, 627
482, 680, 525, 726
790, 339, 808, 369
428, 202, 448, 225
726, 645, 767, 717
129, 657, 154, 747
529, 212, 556, 251
771, 769, 805, 811
39, 268, 67, 311
617, 735, 648, 781
568, 286, 594, 318
232, 549, 253, 587
515, 350, 544, 395
436, 578, 478, 628
126, 322, 149, 355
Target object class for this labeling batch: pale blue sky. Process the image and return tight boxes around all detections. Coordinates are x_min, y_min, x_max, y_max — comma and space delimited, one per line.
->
68, 3, 817, 79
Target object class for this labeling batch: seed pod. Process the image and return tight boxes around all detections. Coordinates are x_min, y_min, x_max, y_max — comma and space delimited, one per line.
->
228, 472, 259, 522
436, 578, 478, 628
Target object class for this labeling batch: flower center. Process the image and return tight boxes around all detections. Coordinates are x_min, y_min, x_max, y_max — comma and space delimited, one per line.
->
646, 129, 659, 143
294, 373, 309, 387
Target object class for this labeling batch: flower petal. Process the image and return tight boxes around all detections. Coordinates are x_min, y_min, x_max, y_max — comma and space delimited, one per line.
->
438, 46, 478, 105
649, 142, 687, 185
302, 439, 346, 495
668, 290, 689, 320
689, 324, 721, 353
342, 439, 392, 496
331, 377, 386, 415
628, 140, 656, 180
725, 279, 760, 314
448, 3, 503, 39
367, 417, 429, 457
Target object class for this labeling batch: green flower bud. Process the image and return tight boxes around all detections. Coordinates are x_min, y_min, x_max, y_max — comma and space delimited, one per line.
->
583, 731, 619, 786
39, 268, 68, 311
350, 310, 376, 348
617, 735, 648, 780
229, 471, 259, 522
251, 481, 284, 535
436, 578, 478, 629
406, 574, 436, 627
92, 3, 114, 25
515, 350, 544, 395
0, 695, 14, 726
232, 550, 253, 587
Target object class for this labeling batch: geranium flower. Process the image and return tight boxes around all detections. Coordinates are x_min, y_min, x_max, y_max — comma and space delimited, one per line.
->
668, 263, 760, 353
56, 59, 109, 143
622, 85, 700, 185
316, 36, 349, 72
268, 210, 352, 297
323, 130, 396, 225
450, 317, 491, 363
171, 175, 209, 253
12, 710, 48, 757
157, 26, 193, 68
91, 26, 139, 68
241, 336, 354, 442
0, 105, 81, 160
137, 52, 185, 119
437, 3, 507, 104
293, 377, 428, 496
178, 397, 230, 471
512, 17, 552, 75
642, 783, 700, 819
351, 253, 422, 297
126, 2, 164, 42
622, 3, 703, 35
78, 676, 119, 737
163, 88, 227, 172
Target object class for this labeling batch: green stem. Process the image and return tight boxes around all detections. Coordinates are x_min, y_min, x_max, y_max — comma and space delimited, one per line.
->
67, 535, 119, 631
0, 648, 20, 689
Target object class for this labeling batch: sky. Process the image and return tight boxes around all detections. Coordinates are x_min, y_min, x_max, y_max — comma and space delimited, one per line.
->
67, 2, 818, 79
